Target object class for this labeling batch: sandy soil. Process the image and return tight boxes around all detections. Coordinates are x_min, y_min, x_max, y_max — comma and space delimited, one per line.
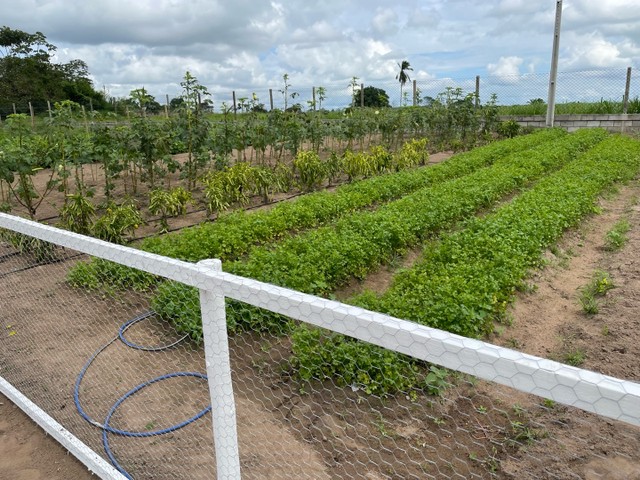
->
0, 392, 95, 480
2, 154, 640, 479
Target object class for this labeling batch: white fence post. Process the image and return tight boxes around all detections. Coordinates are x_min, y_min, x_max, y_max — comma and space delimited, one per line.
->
197, 259, 241, 479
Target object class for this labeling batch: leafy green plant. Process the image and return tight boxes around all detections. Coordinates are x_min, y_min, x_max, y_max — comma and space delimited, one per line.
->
293, 150, 326, 192
66, 258, 157, 291
59, 191, 95, 235
579, 270, 614, 314
250, 165, 284, 204
497, 120, 521, 139
174, 71, 212, 190
283, 132, 637, 396
604, 219, 631, 251
579, 291, 600, 314
291, 326, 419, 395
393, 138, 428, 170
0, 114, 58, 219
423, 366, 449, 396
0, 230, 56, 262
92, 201, 143, 244
342, 150, 372, 181
149, 187, 192, 232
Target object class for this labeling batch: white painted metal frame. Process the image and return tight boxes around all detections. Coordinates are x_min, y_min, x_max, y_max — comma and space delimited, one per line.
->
0, 377, 128, 480
2, 212, 640, 479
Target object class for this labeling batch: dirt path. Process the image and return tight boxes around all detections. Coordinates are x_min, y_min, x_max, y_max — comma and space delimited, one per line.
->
0, 393, 95, 480
491, 179, 640, 479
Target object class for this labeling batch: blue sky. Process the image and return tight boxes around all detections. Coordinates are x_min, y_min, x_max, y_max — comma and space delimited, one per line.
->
3, 0, 640, 108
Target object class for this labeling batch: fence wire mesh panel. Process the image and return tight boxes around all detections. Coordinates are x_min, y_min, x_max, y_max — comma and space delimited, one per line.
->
2, 67, 637, 117
0, 235, 216, 479
1, 215, 640, 480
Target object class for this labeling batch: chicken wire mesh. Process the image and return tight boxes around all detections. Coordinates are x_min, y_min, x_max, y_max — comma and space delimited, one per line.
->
1, 218, 640, 480
147, 68, 640, 113
2, 67, 637, 118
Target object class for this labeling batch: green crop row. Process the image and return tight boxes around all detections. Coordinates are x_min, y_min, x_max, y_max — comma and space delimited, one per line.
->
292, 133, 640, 395
68, 130, 564, 290
152, 129, 606, 341
228, 128, 605, 295
141, 130, 563, 262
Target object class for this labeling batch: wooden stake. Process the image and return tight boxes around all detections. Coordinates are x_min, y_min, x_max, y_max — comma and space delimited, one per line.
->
81, 105, 89, 132
28, 102, 35, 128
413, 80, 417, 106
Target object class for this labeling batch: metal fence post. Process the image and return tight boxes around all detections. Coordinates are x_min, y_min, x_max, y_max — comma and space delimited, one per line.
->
197, 259, 241, 479
623, 67, 632, 114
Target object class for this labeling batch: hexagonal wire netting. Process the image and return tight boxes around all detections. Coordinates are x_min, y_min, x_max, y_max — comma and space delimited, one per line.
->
1, 213, 639, 479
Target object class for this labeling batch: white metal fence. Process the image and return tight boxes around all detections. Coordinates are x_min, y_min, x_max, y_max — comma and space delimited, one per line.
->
1, 212, 640, 479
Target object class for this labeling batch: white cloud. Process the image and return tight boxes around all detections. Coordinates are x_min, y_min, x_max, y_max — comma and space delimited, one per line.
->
487, 56, 523, 81
371, 8, 399, 36
562, 32, 630, 70
405, 7, 440, 29
2, 0, 638, 105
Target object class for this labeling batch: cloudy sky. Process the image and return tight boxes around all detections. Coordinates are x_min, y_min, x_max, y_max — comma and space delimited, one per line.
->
3, 0, 640, 107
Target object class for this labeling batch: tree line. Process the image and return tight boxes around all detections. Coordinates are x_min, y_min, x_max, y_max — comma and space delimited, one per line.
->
0, 26, 108, 114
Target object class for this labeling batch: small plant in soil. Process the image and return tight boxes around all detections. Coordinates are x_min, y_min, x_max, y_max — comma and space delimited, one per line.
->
508, 421, 538, 445
564, 348, 586, 366
579, 270, 615, 314
604, 219, 631, 251
541, 398, 556, 409
423, 366, 449, 396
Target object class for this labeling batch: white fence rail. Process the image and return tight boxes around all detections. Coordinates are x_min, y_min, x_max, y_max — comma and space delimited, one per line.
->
1, 212, 640, 479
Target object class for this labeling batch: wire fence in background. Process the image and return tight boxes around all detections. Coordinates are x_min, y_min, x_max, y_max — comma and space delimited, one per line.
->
1, 67, 637, 119
1, 214, 640, 479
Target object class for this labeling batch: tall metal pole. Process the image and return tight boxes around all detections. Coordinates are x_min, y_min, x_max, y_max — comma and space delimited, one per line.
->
546, 0, 563, 127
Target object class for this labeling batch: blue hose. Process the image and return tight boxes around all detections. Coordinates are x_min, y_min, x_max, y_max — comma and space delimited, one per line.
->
74, 311, 210, 479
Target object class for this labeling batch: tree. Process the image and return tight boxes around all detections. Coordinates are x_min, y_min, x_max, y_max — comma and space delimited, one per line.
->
316, 86, 327, 110
349, 76, 360, 107
395, 60, 413, 106
129, 87, 162, 115
352, 86, 390, 108
0, 26, 106, 113
174, 71, 212, 190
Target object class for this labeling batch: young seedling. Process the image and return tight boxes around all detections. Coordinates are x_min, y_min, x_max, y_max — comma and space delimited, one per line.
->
604, 219, 631, 251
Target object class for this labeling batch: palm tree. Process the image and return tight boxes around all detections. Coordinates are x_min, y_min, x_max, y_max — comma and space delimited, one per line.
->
396, 60, 413, 106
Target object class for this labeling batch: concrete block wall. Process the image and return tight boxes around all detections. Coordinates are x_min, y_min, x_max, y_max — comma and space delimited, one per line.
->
502, 114, 640, 133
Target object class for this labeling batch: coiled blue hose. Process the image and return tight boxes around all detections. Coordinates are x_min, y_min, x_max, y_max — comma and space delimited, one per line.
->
74, 311, 210, 479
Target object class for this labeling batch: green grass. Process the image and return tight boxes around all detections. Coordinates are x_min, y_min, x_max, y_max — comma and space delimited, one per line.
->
498, 97, 640, 116
563, 349, 586, 367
